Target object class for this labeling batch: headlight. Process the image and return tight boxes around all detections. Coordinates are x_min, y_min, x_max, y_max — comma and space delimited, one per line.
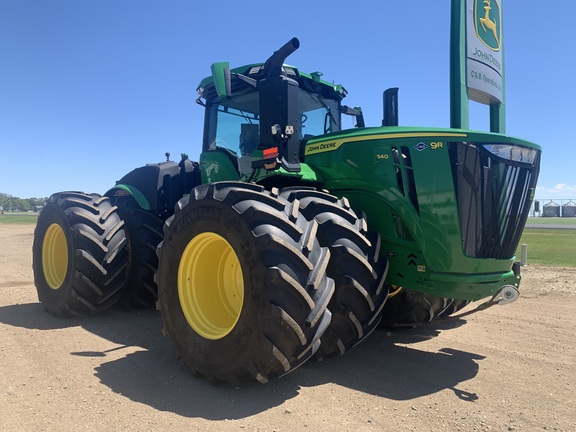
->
483, 144, 538, 164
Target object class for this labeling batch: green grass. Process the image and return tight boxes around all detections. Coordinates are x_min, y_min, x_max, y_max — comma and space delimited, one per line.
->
527, 217, 576, 225
515, 228, 575, 267
0, 213, 39, 224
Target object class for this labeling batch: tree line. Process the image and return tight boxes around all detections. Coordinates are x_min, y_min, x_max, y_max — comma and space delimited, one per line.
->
0, 193, 47, 212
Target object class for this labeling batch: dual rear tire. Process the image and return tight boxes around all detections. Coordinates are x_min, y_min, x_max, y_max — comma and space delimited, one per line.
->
33, 192, 128, 316
155, 182, 334, 385
279, 188, 389, 359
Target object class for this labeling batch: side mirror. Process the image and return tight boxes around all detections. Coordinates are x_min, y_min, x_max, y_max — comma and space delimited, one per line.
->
341, 105, 365, 128
210, 62, 232, 98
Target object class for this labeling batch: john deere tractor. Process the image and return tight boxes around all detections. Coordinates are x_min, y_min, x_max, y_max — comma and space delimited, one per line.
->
33, 37, 540, 385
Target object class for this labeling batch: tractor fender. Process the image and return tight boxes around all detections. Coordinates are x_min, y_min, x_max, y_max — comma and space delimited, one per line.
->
106, 160, 201, 218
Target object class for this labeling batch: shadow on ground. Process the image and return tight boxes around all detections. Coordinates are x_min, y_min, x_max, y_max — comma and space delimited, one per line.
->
0, 302, 484, 420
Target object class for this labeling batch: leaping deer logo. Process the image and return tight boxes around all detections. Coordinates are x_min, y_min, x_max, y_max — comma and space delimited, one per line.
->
475, 0, 501, 51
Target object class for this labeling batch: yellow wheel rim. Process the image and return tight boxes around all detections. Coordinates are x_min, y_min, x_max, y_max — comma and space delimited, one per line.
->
178, 232, 244, 340
42, 223, 69, 290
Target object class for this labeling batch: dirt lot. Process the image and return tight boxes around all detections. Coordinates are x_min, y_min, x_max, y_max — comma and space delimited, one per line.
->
1, 223, 575, 432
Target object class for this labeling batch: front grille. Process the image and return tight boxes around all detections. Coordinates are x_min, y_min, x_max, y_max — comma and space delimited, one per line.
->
449, 142, 540, 259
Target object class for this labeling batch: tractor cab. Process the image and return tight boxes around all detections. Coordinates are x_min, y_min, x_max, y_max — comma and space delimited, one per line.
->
196, 38, 360, 182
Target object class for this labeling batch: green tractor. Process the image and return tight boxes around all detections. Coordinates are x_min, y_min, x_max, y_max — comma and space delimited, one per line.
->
32, 37, 540, 385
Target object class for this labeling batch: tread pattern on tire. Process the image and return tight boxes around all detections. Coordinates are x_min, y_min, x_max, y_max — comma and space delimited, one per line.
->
279, 187, 389, 359
155, 182, 334, 385
33, 192, 128, 317
114, 198, 164, 308
380, 287, 470, 328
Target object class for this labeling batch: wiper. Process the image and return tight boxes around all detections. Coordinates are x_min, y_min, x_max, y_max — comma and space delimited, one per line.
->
306, 87, 336, 133
240, 110, 255, 124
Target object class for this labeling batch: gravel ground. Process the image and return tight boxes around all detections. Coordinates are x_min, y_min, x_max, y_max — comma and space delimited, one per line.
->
1, 224, 575, 432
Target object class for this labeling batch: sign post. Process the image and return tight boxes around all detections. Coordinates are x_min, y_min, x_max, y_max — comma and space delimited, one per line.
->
451, 0, 505, 133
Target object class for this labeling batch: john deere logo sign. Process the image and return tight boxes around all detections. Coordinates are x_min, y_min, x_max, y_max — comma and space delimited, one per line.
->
466, 0, 503, 104
474, 0, 501, 51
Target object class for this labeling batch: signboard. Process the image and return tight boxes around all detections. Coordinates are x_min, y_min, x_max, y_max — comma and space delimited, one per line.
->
466, 0, 503, 104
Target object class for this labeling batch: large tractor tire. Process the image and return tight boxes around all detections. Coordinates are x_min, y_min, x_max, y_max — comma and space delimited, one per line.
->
279, 188, 389, 359
380, 287, 470, 328
155, 182, 334, 385
32, 192, 128, 317
114, 198, 164, 308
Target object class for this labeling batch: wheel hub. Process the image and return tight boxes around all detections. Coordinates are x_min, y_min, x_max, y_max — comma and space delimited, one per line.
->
178, 232, 244, 340
42, 223, 68, 290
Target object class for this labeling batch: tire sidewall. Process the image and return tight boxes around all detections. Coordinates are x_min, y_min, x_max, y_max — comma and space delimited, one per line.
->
157, 199, 269, 375
33, 197, 75, 311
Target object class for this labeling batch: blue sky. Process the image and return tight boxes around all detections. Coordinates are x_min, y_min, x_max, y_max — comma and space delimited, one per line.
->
1, 0, 574, 202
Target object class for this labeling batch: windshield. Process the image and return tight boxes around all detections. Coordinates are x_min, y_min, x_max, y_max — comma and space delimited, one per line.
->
299, 89, 340, 137
204, 87, 341, 158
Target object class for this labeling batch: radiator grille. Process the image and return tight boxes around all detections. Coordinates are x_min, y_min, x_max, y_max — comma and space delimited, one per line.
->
449, 142, 540, 259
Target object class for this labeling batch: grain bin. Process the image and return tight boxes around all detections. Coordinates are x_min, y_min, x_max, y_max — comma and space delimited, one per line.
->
562, 201, 576, 217
542, 201, 560, 217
